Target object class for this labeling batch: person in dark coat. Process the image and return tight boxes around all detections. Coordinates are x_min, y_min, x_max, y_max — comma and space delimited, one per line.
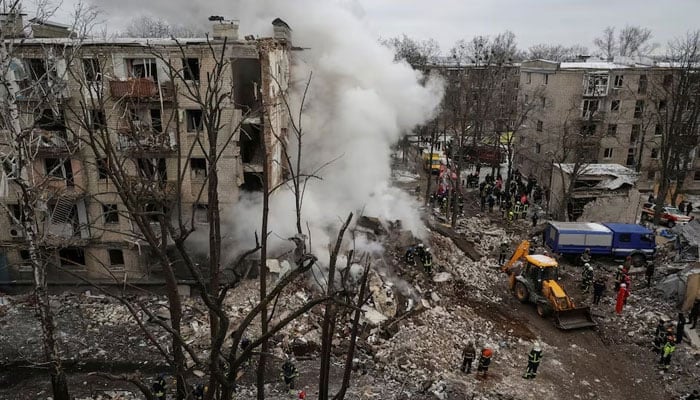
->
592, 277, 605, 305
687, 202, 694, 216
461, 341, 476, 373
690, 300, 700, 329
522, 342, 543, 379
677, 313, 687, 344
645, 261, 655, 288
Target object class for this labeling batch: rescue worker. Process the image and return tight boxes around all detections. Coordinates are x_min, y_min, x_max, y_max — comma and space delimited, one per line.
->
581, 264, 593, 293
592, 277, 605, 305
476, 347, 493, 376
531, 212, 538, 227
281, 359, 299, 393
676, 313, 687, 344
415, 243, 426, 260
498, 241, 509, 264
487, 194, 495, 212
614, 265, 625, 291
580, 248, 591, 266
659, 336, 676, 371
513, 202, 522, 220
645, 261, 655, 288
523, 342, 543, 379
404, 246, 416, 267
461, 341, 476, 374
192, 383, 205, 400
690, 300, 700, 329
615, 283, 629, 315
521, 202, 529, 220
152, 374, 166, 400
623, 255, 633, 270
421, 248, 433, 274
652, 320, 666, 354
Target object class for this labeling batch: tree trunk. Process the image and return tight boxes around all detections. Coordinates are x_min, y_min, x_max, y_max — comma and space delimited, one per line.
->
257, 127, 271, 400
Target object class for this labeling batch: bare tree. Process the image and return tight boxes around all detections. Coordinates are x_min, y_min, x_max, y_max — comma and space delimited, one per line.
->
648, 31, 700, 219
380, 34, 440, 70
528, 43, 588, 61
121, 16, 205, 38
594, 25, 658, 59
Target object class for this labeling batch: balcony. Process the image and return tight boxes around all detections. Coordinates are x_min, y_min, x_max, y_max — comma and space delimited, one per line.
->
117, 127, 176, 156
15, 80, 70, 101
123, 176, 177, 200
34, 129, 78, 156
109, 78, 174, 101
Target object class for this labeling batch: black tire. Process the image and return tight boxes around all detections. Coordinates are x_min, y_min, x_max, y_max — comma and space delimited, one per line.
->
631, 253, 645, 267
515, 282, 529, 303
536, 303, 552, 318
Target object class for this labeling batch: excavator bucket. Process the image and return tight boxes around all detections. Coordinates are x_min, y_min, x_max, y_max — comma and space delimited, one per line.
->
555, 307, 596, 330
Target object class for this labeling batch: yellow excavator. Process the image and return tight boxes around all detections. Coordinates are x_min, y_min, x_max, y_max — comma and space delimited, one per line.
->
501, 240, 596, 330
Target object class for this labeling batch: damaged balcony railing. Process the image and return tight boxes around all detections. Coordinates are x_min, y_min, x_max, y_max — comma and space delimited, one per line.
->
123, 176, 177, 200
117, 126, 177, 155
33, 129, 78, 155
109, 78, 174, 101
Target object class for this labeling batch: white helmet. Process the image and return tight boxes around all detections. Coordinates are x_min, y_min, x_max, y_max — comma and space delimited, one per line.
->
533, 342, 541, 351
426, 248, 432, 253
620, 283, 627, 288
418, 243, 424, 248
618, 265, 624, 270
588, 266, 593, 271
584, 263, 591, 268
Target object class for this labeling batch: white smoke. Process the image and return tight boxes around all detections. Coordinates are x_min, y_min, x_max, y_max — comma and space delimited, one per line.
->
89, 0, 444, 262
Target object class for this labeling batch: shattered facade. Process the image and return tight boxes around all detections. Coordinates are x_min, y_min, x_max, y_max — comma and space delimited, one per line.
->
0, 18, 291, 283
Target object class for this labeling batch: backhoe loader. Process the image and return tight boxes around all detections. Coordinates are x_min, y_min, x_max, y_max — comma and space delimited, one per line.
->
501, 240, 596, 330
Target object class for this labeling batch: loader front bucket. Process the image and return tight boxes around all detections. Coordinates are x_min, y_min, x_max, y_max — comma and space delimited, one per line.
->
555, 307, 596, 330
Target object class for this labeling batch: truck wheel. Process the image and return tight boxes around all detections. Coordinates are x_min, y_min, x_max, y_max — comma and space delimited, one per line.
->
514, 282, 529, 303
667, 220, 675, 228
631, 253, 645, 267
536, 303, 552, 318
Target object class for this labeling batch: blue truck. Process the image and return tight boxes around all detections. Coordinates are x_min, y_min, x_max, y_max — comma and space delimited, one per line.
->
544, 222, 656, 265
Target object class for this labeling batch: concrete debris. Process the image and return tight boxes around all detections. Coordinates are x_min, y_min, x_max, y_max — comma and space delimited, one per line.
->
432, 272, 452, 283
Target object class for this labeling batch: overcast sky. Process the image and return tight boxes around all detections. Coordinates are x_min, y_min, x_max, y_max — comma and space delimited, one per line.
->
49, 0, 700, 53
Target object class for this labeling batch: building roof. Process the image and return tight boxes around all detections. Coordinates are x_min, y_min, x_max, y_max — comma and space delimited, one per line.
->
602, 223, 654, 235
548, 221, 611, 233
554, 163, 639, 190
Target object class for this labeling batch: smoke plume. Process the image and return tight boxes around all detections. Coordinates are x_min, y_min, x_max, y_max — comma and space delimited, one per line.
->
89, 0, 444, 261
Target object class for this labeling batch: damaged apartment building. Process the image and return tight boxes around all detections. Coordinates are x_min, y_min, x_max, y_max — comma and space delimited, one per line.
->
0, 15, 292, 283
516, 58, 700, 219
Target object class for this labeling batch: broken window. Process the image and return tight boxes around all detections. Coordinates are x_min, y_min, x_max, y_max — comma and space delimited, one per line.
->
190, 158, 207, 181
536, 120, 543, 132
580, 123, 596, 136
8, 204, 22, 224
182, 58, 200, 81
541, 97, 546, 108
194, 204, 208, 223
186, 109, 203, 132
658, 100, 667, 111
638, 75, 647, 94
240, 172, 263, 192
44, 158, 74, 183
655, 124, 663, 136
583, 74, 608, 96
108, 249, 125, 267
610, 100, 620, 112
526, 72, 532, 84
634, 100, 644, 118
102, 204, 119, 224
694, 170, 700, 181
96, 158, 109, 180
650, 148, 659, 159
127, 58, 158, 82
581, 99, 599, 118
607, 124, 617, 136
626, 147, 636, 166
150, 109, 162, 133
59, 247, 85, 268
603, 148, 613, 159
89, 109, 107, 130
82, 58, 101, 82
630, 125, 641, 143
613, 75, 624, 88
535, 143, 541, 154
232, 58, 262, 111
35, 108, 66, 131
137, 158, 167, 182
240, 123, 263, 163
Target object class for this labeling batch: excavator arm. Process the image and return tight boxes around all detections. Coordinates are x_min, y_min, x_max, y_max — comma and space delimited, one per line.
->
501, 240, 530, 273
